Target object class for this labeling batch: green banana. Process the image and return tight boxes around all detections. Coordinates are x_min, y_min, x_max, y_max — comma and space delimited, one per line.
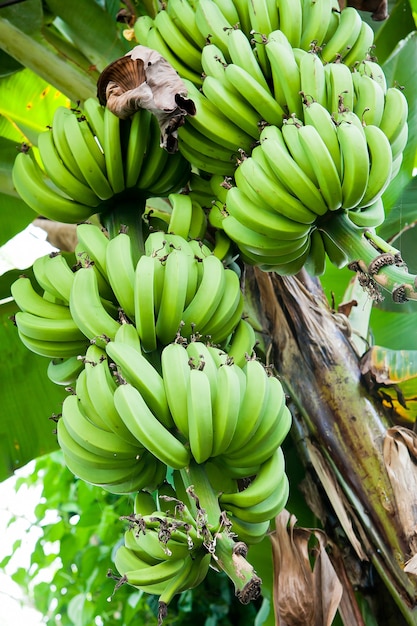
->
155, 248, 190, 345
321, 6, 362, 63
348, 197, 385, 228
221, 472, 289, 523
199, 269, 243, 344
146, 23, 203, 85
304, 228, 327, 276
14, 310, 85, 343
106, 340, 174, 429
211, 361, 243, 456
113, 382, 191, 469
167, 0, 206, 48
75, 223, 109, 277
195, 0, 233, 60
352, 72, 385, 127
260, 125, 328, 216
265, 39, 303, 119
277, 0, 302, 47
299, 51, 326, 107
47, 355, 84, 386
303, 100, 341, 176
124, 108, 152, 188
358, 125, 393, 208
299, 0, 333, 50
154, 9, 203, 74
11, 275, 72, 320
51, 106, 87, 183
187, 367, 214, 463
324, 60, 354, 115
379, 86, 409, 146
161, 342, 192, 438
102, 105, 125, 194
12, 151, 94, 224
224, 318, 257, 368
342, 20, 374, 67
136, 114, 170, 192
134, 254, 159, 353
69, 265, 121, 347
105, 232, 136, 319
337, 121, 370, 210
226, 27, 270, 91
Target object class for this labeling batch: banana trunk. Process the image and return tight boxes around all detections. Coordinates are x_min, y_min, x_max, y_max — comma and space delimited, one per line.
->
246, 266, 417, 625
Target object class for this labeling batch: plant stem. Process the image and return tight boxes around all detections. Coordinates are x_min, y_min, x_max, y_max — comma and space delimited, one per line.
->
100, 195, 149, 263
321, 211, 417, 302
213, 531, 262, 604
180, 461, 223, 532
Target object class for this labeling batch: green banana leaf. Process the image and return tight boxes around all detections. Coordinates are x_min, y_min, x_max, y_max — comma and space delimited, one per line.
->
0, 293, 64, 482
360, 346, 417, 422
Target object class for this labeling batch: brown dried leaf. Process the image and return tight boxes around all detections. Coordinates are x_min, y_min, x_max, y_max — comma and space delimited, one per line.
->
271, 510, 343, 626
97, 45, 196, 153
383, 427, 417, 559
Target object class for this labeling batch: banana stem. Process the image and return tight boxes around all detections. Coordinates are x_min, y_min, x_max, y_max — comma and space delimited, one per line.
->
213, 531, 262, 604
100, 196, 150, 263
320, 211, 417, 302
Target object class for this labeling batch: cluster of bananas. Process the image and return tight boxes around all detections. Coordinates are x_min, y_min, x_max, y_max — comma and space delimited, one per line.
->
12, 99, 191, 224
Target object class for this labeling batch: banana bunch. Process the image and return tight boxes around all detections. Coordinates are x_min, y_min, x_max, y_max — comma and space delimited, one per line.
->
12, 99, 191, 224
214, 99, 403, 274
161, 341, 291, 466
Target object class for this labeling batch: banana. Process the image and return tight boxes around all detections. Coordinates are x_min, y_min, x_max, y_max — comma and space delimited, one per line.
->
226, 27, 270, 91
40, 253, 77, 304
390, 122, 409, 161
158, 552, 210, 607
47, 355, 84, 386
324, 61, 354, 115
155, 248, 190, 345
352, 72, 385, 127
124, 108, 152, 188
379, 86, 409, 146
297, 124, 343, 211
211, 361, 243, 457
147, 150, 192, 197
12, 151, 94, 224
182, 79, 254, 152
265, 39, 303, 119
225, 185, 314, 241
121, 555, 187, 589
224, 318, 256, 368
154, 9, 203, 74
167, 0, 206, 48
222, 358, 270, 453
199, 269, 243, 344
260, 124, 328, 216
320, 229, 349, 267
302, 101, 341, 176
180, 254, 226, 338
299, 51, 326, 107
342, 20, 374, 67
357, 59, 387, 94
113, 382, 191, 469
101, 457, 167, 495
69, 266, 121, 347
14, 310, 86, 343
82, 97, 105, 149
277, 0, 302, 47
226, 514, 270, 545
222, 376, 290, 466
357, 125, 393, 208
146, 23, 203, 85
51, 106, 87, 183
76, 364, 114, 431
75, 223, 109, 277
248, 0, 278, 36
220, 447, 286, 509
186, 340, 219, 399
63, 110, 114, 201
232, 0, 252, 34
102, 105, 125, 195
134, 489, 158, 516
187, 367, 214, 463
223, 63, 285, 127
11, 275, 72, 320
348, 196, 385, 228
323, 1, 341, 43
281, 119, 318, 185
166, 192, 193, 239
106, 340, 174, 429
105, 232, 135, 320
61, 393, 142, 460
240, 236, 311, 273
304, 228, 327, 276
299, 0, 333, 50
17, 329, 88, 359
83, 343, 141, 444
124, 527, 193, 562
136, 115, 170, 192
161, 342, 192, 437
211, 0, 240, 25
133, 13, 154, 44
202, 75, 262, 139
178, 123, 236, 165
201, 42, 227, 79
133, 254, 159, 353
189, 199, 208, 239
195, 0, 233, 59
337, 120, 370, 209
37, 130, 101, 207
178, 139, 236, 176
237, 147, 318, 224
221, 472, 289, 523
321, 6, 362, 63
114, 321, 142, 352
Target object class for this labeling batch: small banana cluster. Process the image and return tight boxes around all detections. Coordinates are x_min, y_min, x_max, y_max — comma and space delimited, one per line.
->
12, 99, 191, 224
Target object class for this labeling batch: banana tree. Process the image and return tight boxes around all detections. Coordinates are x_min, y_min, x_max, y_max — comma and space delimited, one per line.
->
1, 0, 417, 624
